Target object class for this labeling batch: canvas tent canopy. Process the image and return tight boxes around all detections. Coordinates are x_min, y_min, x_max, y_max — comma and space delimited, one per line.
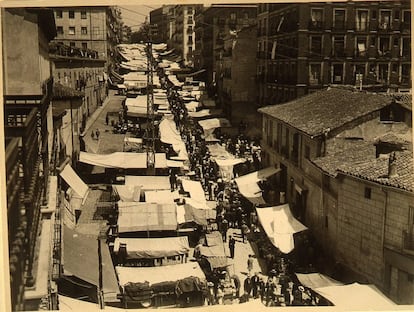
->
113, 237, 190, 259
314, 283, 396, 309
117, 202, 177, 233
159, 116, 188, 160
295, 273, 344, 289
256, 204, 307, 254
145, 190, 179, 204
62, 226, 120, 302
113, 185, 141, 202
124, 175, 170, 190
79, 152, 167, 169
59, 164, 89, 202
183, 204, 216, 226
115, 262, 205, 286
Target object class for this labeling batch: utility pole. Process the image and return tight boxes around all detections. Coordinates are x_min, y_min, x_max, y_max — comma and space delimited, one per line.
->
145, 23, 158, 175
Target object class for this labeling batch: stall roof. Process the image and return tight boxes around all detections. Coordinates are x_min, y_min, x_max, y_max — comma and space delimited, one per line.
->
79, 152, 167, 169
115, 262, 205, 286
117, 202, 177, 233
124, 175, 170, 190
181, 180, 207, 206
184, 204, 216, 226
235, 167, 281, 186
256, 204, 307, 254
314, 283, 396, 309
295, 273, 343, 289
198, 118, 231, 131
145, 190, 178, 204
205, 231, 223, 247
59, 164, 89, 201
113, 236, 189, 259
62, 226, 120, 302
113, 185, 141, 202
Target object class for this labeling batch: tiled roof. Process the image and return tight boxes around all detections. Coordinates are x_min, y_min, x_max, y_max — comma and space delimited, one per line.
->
53, 82, 84, 99
312, 140, 377, 177
338, 150, 414, 192
258, 87, 393, 137
383, 93, 412, 111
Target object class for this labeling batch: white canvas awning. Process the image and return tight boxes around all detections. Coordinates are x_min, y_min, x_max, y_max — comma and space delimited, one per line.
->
237, 182, 262, 198
145, 190, 178, 204
159, 116, 188, 160
234, 167, 281, 186
198, 118, 231, 131
60, 164, 89, 201
117, 202, 177, 233
124, 175, 170, 190
113, 185, 141, 202
181, 180, 207, 207
79, 152, 167, 169
295, 273, 343, 289
116, 262, 205, 286
314, 283, 396, 309
256, 204, 307, 254
113, 236, 189, 259
188, 109, 223, 118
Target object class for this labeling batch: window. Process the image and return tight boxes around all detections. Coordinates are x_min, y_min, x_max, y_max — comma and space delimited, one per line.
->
187, 7, 193, 14
394, 10, 400, 20
364, 187, 371, 199
332, 64, 343, 83
188, 16, 193, 24
393, 37, 399, 46
356, 10, 369, 31
310, 8, 323, 29
401, 64, 411, 84
230, 13, 236, 20
355, 64, 366, 83
69, 42, 76, 47
392, 63, 398, 72
188, 26, 193, 33
56, 26, 64, 35
403, 10, 411, 23
402, 38, 410, 57
370, 36, 376, 47
379, 37, 390, 55
333, 9, 345, 29
81, 11, 87, 19
378, 64, 389, 83
188, 35, 193, 43
310, 36, 322, 55
379, 10, 391, 30
309, 64, 321, 85
69, 10, 75, 19
356, 37, 367, 56
333, 35, 345, 56
371, 10, 377, 20
82, 42, 87, 49
56, 10, 62, 18
81, 27, 88, 35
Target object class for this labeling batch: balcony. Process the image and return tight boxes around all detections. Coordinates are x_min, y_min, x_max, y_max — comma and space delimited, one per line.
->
400, 21, 411, 32
332, 21, 346, 31
355, 22, 369, 32
308, 21, 324, 30
403, 230, 414, 256
378, 22, 391, 31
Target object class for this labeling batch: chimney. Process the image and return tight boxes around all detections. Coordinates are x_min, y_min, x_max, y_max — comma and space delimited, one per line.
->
387, 152, 398, 178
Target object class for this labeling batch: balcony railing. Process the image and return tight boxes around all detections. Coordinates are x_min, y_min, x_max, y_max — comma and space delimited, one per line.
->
308, 21, 324, 30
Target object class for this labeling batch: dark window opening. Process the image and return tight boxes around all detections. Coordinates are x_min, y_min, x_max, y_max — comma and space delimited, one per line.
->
364, 187, 371, 199
69, 10, 75, 19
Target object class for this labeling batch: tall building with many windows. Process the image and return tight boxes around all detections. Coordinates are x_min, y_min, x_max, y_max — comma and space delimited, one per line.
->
52, 6, 121, 71
257, 1, 411, 106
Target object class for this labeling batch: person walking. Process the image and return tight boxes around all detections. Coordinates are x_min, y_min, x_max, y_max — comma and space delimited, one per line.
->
95, 128, 100, 140
241, 222, 249, 243
228, 236, 235, 259
247, 254, 254, 275
251, 272, 260, 298
243, 275, 252, 300
221, 218, 229, 242
91, 131, 95, 140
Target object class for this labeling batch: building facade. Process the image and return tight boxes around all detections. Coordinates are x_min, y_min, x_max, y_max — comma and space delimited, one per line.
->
259, 87, 412, 302
2, 7, 57, 311
171, 5, 203, 67
257, 1, 411, 106
194, 4, 257, 97
150, 6, 170, 44
52, 6, 121, 71
216, 25, 258, 129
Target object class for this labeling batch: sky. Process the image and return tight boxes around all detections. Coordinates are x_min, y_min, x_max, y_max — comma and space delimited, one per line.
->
119, 5, 161, 29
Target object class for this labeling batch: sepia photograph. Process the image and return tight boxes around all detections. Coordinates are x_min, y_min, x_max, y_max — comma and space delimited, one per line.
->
0, 0, 412, 311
